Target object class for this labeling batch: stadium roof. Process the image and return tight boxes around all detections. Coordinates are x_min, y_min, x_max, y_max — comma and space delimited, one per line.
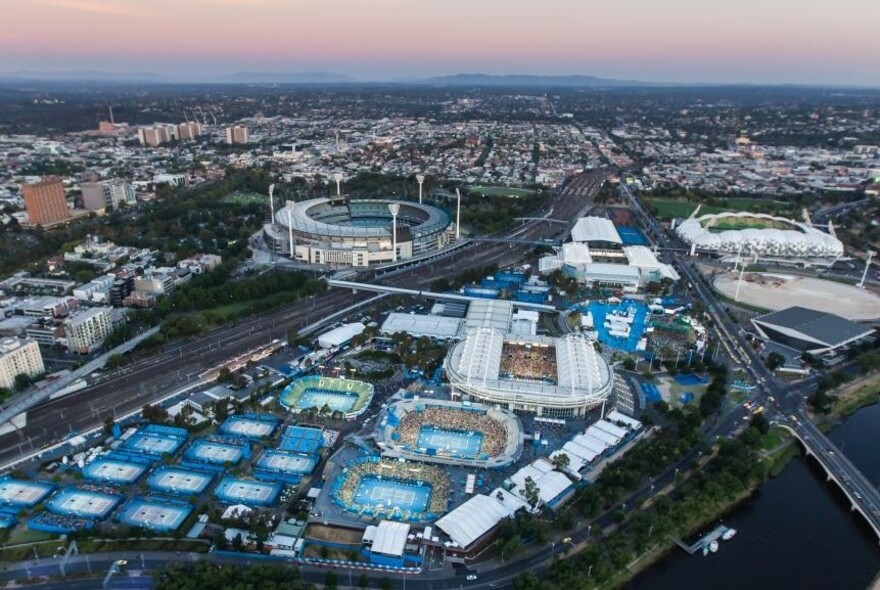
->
317, 323, 365, 348
571, 217, 621, 245
445, 328, 614, 406
435, 490, 524, 548
367, 520, 410, 557
380, 313, 463, 339
278, 198, 449, 239
752, 306, 875, 353
464, 300, 513, 332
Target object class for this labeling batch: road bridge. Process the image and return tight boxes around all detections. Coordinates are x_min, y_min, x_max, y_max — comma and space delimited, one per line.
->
779, 412, 880, 542
466, 237, 561, 246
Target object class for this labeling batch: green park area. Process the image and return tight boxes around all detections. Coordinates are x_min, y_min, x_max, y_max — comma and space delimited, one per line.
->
222, 191, 267, 205
642, 196, 794, 221
470, 186, 536, 198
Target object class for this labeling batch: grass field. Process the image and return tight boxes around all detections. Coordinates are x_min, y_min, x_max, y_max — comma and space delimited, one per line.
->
222, 191, 266, 205
470, 186, 536, 198
642, 197, 793, 221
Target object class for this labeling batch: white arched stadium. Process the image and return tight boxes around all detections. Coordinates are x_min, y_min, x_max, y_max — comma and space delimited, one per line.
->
444, 328, 614, 418
675, 212, 844, 260
264, 196, 452, 267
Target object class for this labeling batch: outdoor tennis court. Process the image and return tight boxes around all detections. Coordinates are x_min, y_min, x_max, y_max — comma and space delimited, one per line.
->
353, 476, 430, 512
0, 477, 53, 508
587, 300, 649, 352
257, 451, 316, 474
118, 498, 192, 532
417, 426, 482, 457
185, 440, 243, 465
147, 467, 213, 495
295, 388, 358, 413
220, 415, 278, 439
214, 477, 281, 506
125, 433, 182, 456
47, 488, 120, 519
83, 459, 146, 484
616, 225, 648, 246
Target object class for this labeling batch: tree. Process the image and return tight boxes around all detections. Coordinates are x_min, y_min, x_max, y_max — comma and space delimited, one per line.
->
358, 572, 370, 590
103, 415, 115, 436
324, 570, 339, 590
552, 452, 570, 473
287, 326, 299, 346
379, 577, 393, 590
766, 352, 785, 371
231, 532, 243, 551
13, 373, 32, 392
524, 476, 540, 509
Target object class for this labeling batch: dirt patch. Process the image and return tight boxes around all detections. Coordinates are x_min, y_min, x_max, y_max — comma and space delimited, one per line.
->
304, 523, 364, 545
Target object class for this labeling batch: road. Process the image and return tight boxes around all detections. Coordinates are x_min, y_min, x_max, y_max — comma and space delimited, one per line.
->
0, 171, 607, 468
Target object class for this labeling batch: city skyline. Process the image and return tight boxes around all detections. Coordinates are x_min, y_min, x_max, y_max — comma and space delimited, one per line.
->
2, 0, 879, 86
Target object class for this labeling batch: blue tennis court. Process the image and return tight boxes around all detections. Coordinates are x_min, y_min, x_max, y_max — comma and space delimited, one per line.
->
296, 388, 357, 413
354, 476, 430, 512
616, 225, 648, 246
418, 426, 482, 458
641, 382, 662, 403
675, 373, 708, 385
118, 497, 192, 532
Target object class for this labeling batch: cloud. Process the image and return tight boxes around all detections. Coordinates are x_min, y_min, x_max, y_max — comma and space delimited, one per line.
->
30, 0, 150, 17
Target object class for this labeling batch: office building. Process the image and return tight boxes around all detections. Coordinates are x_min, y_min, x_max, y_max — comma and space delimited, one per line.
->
81, 179, 136, 211
0, 338, 44, 390
21, 177, 70, 225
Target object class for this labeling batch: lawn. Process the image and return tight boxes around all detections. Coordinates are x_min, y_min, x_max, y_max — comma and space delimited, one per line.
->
642, 197, 793, 221
470, 186, 536, 198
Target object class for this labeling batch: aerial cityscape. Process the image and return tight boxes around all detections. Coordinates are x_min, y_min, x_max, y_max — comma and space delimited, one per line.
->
0, 1, 879, 589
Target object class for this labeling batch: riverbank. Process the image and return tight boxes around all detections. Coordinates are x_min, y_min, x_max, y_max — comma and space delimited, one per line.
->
832, 372, 880, 418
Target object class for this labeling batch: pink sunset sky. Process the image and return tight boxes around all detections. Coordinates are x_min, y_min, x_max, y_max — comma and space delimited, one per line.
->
2, 0, 878, 85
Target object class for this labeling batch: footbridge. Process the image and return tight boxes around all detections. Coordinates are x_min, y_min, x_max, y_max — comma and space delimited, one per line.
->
326, 279, 556, 312
779, 411, 880, 541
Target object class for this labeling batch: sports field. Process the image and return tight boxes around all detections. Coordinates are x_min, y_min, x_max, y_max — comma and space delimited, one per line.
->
185, 440, 243, 465
353, 476, 430, 512
417, 426, 482, 458
214, 477, 281, 506
0, 478, 53, 508
47, 489, 120, 519
471, 186, 536, 198
147, 467, 214, 495
83, 460, 146, 484
124, 433, 182, 456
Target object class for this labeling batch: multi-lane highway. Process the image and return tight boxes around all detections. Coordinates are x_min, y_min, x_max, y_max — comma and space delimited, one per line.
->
0, 171, 607, 468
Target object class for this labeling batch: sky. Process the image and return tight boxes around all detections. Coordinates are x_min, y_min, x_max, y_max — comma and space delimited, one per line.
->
1, 0, 879, 85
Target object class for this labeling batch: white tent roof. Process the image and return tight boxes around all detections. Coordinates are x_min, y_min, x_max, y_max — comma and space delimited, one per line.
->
318, 322, 365, 348
606, 410, 642, 431
571, 217, 622, 244
381, 313, 463, 339
370, 520, 410, 557
594, 419, 628, 440
435, 491, 523, 549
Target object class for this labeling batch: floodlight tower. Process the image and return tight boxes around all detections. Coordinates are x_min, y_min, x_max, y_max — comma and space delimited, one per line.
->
285, 203, 295, 258
859, 250, 876, 289
333, 173, 343, 196
388, 203, 400, 262
455, 188, 462, 240
416, 174, 425, 204
268, 184, 276, 227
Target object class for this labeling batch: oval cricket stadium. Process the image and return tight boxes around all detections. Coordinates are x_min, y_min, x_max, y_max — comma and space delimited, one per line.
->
444, 328, 614, 418
375, 399, 523, 468
265, 196, 452, 266
279, 375, 374, 419
675, 211, 844, 261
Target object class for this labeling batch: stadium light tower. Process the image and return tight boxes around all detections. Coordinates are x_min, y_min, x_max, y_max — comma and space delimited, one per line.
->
388, 203, 400, 262
333, 173, 344, 197
416, 174, 425, 204
268, 183, 276, 227
455, 188, 462, 240
859, 250, 876, 289
285, 204, 295, 258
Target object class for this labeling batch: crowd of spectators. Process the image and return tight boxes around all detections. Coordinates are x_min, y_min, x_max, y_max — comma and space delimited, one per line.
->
333, 458, 449, 516
396, 407, 507, 457
500, 343, 557, 383
28, 512, 92, 532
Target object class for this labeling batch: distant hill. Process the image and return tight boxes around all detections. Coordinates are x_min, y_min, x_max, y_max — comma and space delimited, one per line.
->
0, 70, 165, 83
220, 71, 357, 84
417, 73, 643, 87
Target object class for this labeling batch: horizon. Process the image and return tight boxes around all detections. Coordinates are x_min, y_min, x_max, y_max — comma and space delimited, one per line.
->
2, 0, 879, 86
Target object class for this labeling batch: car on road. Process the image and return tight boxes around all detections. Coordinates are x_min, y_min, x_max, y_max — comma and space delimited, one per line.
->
562, 537, 572, 544
466, 575, 478, 581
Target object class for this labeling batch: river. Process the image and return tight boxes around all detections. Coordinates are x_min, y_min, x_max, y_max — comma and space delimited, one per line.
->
625, 404, 880, 590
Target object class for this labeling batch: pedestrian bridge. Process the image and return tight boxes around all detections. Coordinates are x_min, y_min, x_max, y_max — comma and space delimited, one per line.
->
779, 413, 880, 542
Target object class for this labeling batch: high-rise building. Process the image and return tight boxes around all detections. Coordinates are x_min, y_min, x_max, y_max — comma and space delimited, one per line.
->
225, 125, 250, 144
81, 179, 137, 211
177, 121, 202, 142
0, 338, 44, 389
138, 122, 201, 146
21, 177, 70, 225
63, 307, 114, 354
